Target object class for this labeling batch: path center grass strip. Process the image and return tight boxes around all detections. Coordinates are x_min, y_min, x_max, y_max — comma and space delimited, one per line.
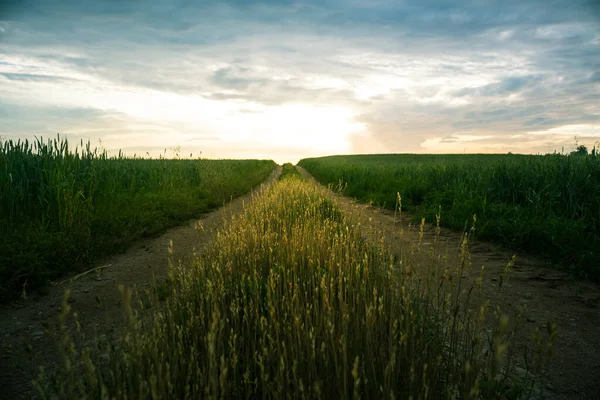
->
38, 172, 554, 399
0, 136, 276, 300
298, 154, 600, 280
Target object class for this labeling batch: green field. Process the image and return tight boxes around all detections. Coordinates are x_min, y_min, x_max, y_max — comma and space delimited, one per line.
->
0, 136, 276, 300
298, 154, 600, 279
279, 162, 303, 180
39, 172, 552, 399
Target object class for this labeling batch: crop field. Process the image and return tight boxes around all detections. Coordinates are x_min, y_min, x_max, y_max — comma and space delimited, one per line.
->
35, 170, 554, 399
0, 136, 276, 300
4, 152, 598, 399
298, 154, 600, 280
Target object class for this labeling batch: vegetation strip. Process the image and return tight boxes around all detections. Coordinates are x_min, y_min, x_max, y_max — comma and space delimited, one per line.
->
0, 136, 276, 300
37, 172, 554, 399
298, 154, 600, 280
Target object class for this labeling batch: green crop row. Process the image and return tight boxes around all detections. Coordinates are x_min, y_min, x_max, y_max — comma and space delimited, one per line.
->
279, 162, 303, 180
0, 135, 276, 300
298, 154, 600, 279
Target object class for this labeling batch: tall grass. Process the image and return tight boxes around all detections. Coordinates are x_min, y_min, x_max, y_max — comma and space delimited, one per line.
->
298, 154, 600, 279
0, 135, 276, 300
36, 173, 555, 399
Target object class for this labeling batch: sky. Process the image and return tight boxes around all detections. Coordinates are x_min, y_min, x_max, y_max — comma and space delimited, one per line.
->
0, 0, 599, 163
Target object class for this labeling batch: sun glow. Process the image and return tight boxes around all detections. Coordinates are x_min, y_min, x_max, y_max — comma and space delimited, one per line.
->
0, 61, 363, 159
220, 104, 364, 153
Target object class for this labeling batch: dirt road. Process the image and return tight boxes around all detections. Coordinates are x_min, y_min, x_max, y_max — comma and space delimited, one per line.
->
296, 165, 600, 399
0, 166, 282, 400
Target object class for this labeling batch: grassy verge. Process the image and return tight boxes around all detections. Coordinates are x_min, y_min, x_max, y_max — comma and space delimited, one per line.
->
37, 174, 555, 399
298, 154, 600, 280
0, 136, 276, 300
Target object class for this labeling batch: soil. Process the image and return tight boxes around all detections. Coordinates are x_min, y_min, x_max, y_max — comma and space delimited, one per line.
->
296, 165, 600, 400
0, 167, 282, 400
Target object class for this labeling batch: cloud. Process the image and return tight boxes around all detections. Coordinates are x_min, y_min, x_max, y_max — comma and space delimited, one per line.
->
0, 0, 599, 160
210, 66, 268, 91
528, 124, 600, 137
454, 74, 547, 97
0, 72, 78, 83
439, 136, 459, 143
